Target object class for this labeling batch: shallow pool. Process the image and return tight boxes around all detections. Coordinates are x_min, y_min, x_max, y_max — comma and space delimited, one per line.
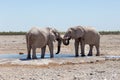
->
0, 53, 75, 60
0, 53, 119, 60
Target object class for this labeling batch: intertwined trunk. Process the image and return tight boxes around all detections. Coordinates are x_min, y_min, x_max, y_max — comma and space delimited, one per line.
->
56, 39, 62, 54
63, 38, 70, 45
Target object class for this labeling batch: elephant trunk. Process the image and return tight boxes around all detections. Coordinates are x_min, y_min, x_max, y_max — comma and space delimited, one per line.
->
63, 38, 70, 45
56, 38, 62, 54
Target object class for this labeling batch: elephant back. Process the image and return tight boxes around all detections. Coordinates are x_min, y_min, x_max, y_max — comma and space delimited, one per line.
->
27, 27, 47, 48
83, 27, 100, 44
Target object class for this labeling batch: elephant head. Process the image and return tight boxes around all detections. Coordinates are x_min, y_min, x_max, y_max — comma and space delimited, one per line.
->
49, 28, 62, 54
63, 26, 85, 45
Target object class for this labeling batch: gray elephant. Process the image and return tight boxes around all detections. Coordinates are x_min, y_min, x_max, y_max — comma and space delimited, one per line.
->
62, 26, 100, 57
26, 27, 62, 59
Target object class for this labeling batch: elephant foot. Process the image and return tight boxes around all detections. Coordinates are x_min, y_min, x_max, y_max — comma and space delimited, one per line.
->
87, 53, 93, 56
41, 56, 44, 59
41, 54, 45, 59
27, 55, 31, 59
50, 56, 54, 58
75, 54, 79, 57
27, 57, 31, 59
32, 57, 37, 59
50, 54, 54, 58
96, 54, 100, 56
81, 54, 86, 57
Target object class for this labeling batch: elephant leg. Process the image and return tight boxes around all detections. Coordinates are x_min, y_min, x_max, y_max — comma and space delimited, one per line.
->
74, 39, 79, 57
48, 42, 54, 58
27, 47, 31, 59
95, 44, 100, 56
41, 46, 46, 59
32, 48, 37, 59
80, 40, 85, 57
87, 45, 93, 56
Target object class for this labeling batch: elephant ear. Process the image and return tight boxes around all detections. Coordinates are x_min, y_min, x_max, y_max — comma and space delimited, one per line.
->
49, 29, 56, 42
71, 26, 85, 39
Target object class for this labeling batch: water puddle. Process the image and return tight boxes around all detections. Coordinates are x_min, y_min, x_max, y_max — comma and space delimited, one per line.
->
0, 53, 120, 60
0, 53, 75, 60
105, 56, 120, 60
0, 54, 24, 59
0, 54, 119, 66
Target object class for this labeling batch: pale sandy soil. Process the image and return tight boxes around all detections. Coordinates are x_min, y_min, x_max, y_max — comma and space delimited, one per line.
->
0, 35, 120, 56
0, 35, 120, 80
0, 60, 119, 80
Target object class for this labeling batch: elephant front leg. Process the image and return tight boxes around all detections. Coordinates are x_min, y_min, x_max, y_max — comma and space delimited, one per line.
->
87, 45, 93, 56
80, 40, 85, 57
74, 39, 79, 57
41, 46, 46, 58
48, 42, 54, 58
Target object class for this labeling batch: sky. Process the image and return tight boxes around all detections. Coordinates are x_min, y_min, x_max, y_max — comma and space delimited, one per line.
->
0, 0, 120, 32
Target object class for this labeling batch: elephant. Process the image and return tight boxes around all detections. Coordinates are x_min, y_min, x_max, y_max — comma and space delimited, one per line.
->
26, 27, 62, 59
62, 26, 100, 57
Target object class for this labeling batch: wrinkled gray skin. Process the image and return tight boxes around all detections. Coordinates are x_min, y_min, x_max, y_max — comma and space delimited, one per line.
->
63, 26, 100, 57
26, 27, 62, 59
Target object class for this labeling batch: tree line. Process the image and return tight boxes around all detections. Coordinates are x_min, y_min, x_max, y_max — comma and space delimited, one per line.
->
0, 31, 120, 35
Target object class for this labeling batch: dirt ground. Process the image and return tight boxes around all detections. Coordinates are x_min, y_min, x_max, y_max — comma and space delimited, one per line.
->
0, 35, 120, 80
0, 35, 120, 56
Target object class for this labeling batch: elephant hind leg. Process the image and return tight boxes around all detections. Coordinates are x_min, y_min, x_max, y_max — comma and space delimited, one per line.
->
87, 45, 93, 56
27, 46, 31, 59
41, 46, 46, 59
32, 48, 37, 59
95, 44, 100, 56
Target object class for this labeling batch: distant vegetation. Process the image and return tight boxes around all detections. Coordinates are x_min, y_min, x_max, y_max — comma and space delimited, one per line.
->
61, 31, 120, 35
0, 31, 120, 35
99, 31, 120, 35
0, 31, 26, 35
